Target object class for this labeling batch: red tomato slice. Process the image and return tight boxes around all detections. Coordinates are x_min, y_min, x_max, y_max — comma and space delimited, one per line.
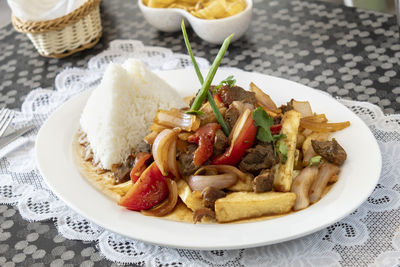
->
211, 115, 257, 165
119, 162, 169, 211
188, 123, 220, 166
270, 124, 282, 135
130, 152, 152, 183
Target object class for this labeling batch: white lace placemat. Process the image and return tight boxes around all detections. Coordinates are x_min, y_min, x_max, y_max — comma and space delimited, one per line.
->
1, 40, 399, 266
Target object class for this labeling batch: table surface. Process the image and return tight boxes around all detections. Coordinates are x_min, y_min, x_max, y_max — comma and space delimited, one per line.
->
0, 0, 399, 266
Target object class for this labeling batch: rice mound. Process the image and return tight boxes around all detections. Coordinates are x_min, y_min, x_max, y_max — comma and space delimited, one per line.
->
80, 59, 186, 170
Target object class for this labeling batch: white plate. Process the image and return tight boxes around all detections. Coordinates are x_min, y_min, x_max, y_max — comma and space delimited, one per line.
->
36, 69, 381, 250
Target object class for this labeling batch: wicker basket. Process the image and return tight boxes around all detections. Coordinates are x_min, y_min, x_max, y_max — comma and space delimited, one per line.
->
11, 0, 102, 58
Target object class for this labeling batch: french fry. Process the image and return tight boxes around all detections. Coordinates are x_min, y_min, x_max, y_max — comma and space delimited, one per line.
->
177, 179, 203, 211
227, 174, 253, 192
273, 110, 301, 192
215, 192, 296, 223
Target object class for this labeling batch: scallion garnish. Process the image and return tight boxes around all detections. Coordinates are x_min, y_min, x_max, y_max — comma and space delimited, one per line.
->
181, 20, 231, 136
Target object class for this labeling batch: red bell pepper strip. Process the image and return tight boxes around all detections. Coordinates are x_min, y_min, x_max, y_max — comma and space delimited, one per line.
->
213, 94, 224, 108
119, 162, 170, 211
211, 113, 257, 165
270, 124, 282, 135
130, 152, 152, 183
188, 123, 220, 166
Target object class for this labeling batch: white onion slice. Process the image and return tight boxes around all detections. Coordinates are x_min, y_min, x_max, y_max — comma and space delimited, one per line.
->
292, 100, 313, 118
154, 108, 200, 131
291, 166, 319, 210
198, 165, 250, 182
152, 129, 177, 176
309, 163, 340, 203
187, 174, 237, 192
167, 138, 181, 179
249, 82, 277, 111
228, 108, 251, 144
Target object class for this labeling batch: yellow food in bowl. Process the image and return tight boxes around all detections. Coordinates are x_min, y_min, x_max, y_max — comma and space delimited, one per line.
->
143, 0, 247, 19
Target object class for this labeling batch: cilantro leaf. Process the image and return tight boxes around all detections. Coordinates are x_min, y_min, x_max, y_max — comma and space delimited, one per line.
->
252, 107, 274, 143
308, 155, 322, 166
273, 133, 286, 142
252, 108, 288, 162
213, 75, 236, 92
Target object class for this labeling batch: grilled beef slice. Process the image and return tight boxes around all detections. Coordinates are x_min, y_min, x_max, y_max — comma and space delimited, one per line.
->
178, 143, 200, 176
218, 85, 256, 106
253, 170, 274, 193
224, 105, 240, 130
239, 143, 277, 175
311, 139, 347, 166
201, 186, 227, 210
213, 129, 228, 156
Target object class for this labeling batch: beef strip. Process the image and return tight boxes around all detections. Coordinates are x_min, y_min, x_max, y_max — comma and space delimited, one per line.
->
311, 139, 347, 166
193, 208, 216, 223
239, 143, 277, 175
201, 186, 226, 210
253, 170, 274, 193
224, 104, 240, 130
111, 155, 135, 184
279, 99, 294, 114
213, 129, 228, 156
218, 85, 256, 106
178, 143, 200, 177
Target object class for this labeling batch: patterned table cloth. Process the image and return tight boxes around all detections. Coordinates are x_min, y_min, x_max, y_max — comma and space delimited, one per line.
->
0, 0, 399, 266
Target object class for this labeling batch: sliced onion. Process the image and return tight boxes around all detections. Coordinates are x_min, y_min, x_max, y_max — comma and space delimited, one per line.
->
187, 174, 237, 192
302, 146, 316, 167
302, 128, 313, 137
154, 108, 200, 132
232, 101, 255, 115
291, 166, 319, 210
309, 163, 340, 204
197, 165, 249, 182
292, 100, 313, 117
229, 108, 251, 144
143, 131, 159, 145
152, 129, 177, 176
300, 120, 350, 132
150, 123, 167, 132
167, 138, 181, 179
301, 114, 328, 123
249, 82, 277, 111
141, 178, 178, 217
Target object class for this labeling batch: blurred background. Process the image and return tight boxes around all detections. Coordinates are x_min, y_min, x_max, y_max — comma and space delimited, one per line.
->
321, 0, 395, 14
0, 0, 397, 28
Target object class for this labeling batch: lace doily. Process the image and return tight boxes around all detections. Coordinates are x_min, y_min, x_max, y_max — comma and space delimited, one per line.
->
1, 40, 399, 266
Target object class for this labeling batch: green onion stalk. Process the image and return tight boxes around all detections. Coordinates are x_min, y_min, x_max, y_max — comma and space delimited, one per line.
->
181, 20, 232, 136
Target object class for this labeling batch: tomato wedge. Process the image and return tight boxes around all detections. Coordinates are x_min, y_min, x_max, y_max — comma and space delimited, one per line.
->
119, 162, 169, 211
270, 124, 282, 135
212, 110, 257, 165
130, 152, 152, 183
188, 123, 220, 166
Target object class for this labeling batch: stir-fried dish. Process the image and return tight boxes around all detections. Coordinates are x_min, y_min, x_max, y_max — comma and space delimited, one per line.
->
77, 23, 350, 223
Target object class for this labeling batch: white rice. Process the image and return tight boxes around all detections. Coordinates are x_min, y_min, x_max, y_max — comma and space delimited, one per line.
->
80, 59, 186, 170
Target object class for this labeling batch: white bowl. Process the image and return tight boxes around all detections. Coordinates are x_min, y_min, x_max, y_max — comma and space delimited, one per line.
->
138, 0, 253, 44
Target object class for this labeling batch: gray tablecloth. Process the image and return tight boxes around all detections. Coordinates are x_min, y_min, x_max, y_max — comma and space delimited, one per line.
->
0, 0, 399, 266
